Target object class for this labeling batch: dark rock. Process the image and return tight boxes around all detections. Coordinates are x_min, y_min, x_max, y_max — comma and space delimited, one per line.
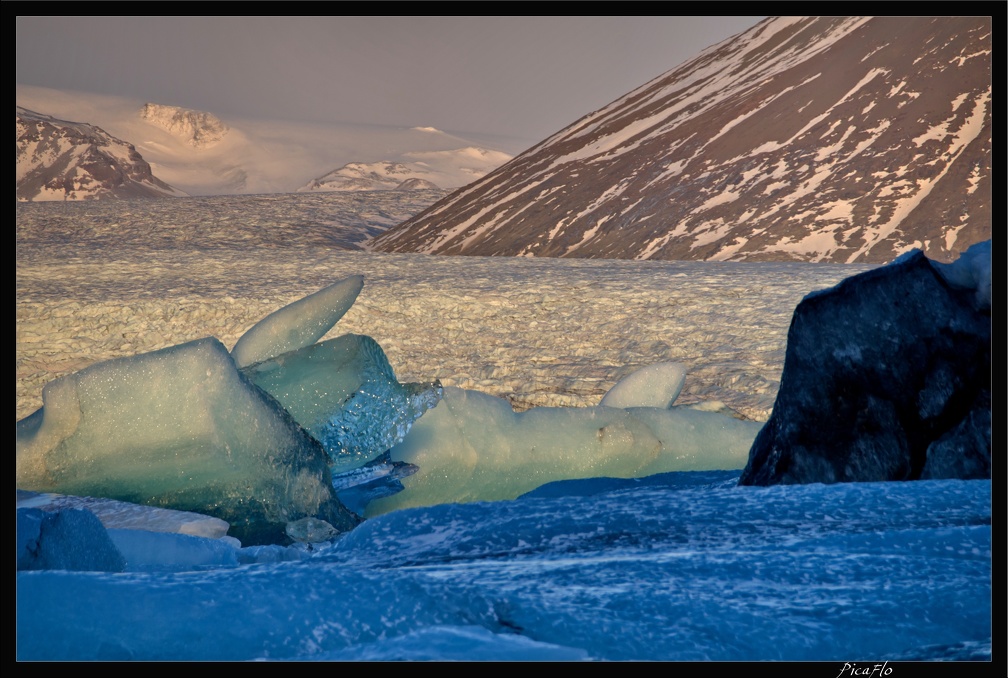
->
17, 507, 127, 572
739, 248, 991, 486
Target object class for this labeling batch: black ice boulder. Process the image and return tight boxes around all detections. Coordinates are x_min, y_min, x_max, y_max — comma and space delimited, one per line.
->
739, 241, 991, 486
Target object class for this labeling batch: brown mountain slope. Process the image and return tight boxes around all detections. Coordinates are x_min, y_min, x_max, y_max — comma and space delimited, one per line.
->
372, 17, 991, 263
17, 107, 184, 201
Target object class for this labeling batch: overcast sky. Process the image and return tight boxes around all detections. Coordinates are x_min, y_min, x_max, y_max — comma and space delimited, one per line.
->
17, 16, 764, 147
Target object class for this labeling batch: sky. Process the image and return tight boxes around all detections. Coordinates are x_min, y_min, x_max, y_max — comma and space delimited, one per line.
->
16, 16, 764, 148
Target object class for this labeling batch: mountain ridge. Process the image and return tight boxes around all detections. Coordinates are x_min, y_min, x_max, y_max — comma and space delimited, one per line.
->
16, 106, 185, 201
15, 85, 516, 198
139, 103, 229, 149
371, 17, 992, 264
297, 147, 512, 193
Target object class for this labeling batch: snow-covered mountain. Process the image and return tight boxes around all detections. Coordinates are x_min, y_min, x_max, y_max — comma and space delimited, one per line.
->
298, 147, 512, 192
15, 85, 516, 199
372, 17, 992, 264
139, 103, 229, 149
16, 107, 185, 201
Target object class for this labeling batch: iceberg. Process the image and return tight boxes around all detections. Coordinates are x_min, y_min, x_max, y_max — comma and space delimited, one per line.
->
230, 274, 364, 368
13, 275, 448, 543
15, 337, 356, 544
242, 333, 442, 470
106, 528, 241, 572
598, 361, 687, 409
17, 506, 127, 572
366, 385, 761, 516
741, 240, 992, 486
10, 272, 445, 544
14, 288, 762, 533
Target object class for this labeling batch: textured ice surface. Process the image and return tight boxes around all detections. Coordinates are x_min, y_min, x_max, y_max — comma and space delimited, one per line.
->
303, 625, 590, 662
928, 238, 992, 309
242, 333, 441, 470
16, 475, 991, 661
366, 386, 762, 515
16, 197, 873, 423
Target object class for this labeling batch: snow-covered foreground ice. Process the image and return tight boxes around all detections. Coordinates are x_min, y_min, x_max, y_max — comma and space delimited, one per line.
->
17, 473, 991, 661
15, 194, 991, 661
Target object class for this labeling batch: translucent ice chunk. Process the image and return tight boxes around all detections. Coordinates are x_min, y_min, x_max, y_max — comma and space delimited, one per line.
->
15, 337, 356, 544
242, 333, 442, 470
106, 528, 240, 572
15, 489, 231, 539
366, 386, 761, 516
284, 517, 337, 544
230, 275, 364, 368
600, 362, 687, 409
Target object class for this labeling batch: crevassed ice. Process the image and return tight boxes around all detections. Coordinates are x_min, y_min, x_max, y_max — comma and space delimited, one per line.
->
242, 333, 442, 471
320, 378, 443, 472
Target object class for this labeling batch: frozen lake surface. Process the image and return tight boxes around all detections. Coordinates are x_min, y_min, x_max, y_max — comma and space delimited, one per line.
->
15, 193, 991, 662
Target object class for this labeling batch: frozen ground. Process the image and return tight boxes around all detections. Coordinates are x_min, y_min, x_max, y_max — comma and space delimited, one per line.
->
16, 192, 872, 423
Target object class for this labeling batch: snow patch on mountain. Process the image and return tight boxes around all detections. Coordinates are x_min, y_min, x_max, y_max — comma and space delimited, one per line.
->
139, 103, 229, 148
298, 147, 511, 193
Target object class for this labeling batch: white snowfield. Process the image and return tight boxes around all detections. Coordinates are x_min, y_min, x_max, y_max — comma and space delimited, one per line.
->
297, 148, 512, 193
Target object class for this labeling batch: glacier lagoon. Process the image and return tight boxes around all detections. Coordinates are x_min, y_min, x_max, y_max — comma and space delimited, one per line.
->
15, 193, 992, 662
